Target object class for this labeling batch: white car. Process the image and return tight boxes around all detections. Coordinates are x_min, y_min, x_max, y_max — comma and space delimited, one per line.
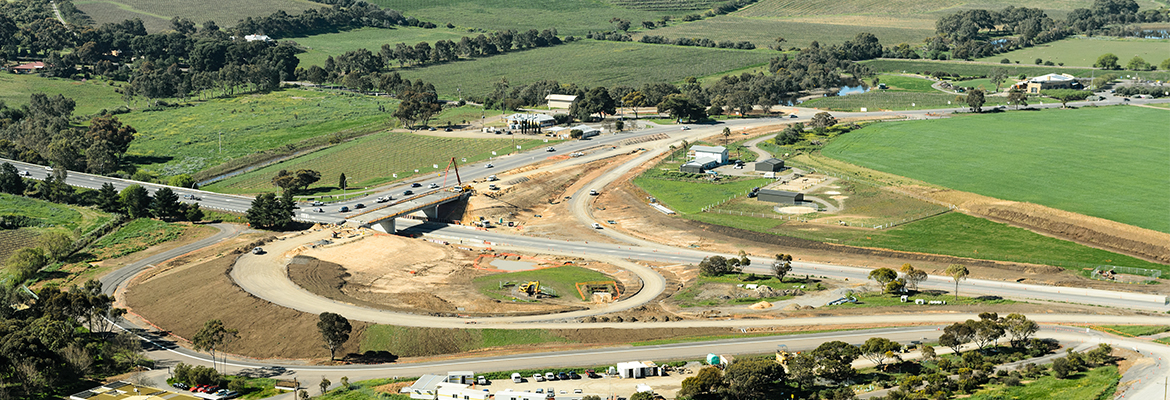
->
18, 170, 31, 176
429, 183, 440, 189
485, 163, 494, 168
591, 223, 602, 229
533, 374, 544, 382
680, 126, 690, 130
546, 147, 556, 152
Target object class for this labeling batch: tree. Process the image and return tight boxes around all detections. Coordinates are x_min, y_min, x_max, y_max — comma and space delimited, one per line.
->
246, 193, 293, 230
1041, 89, 1092, 108
1126, 56, 1150, 71
721, 127, 731, 143
698, 255, 742, 277
772, 254, 793, 282
621, 91, 646, 119
656, 94, 706, 122
971, 316, 1005, 351
338, 173, 347, 190
770, 36, 786, 51
810, 112, 837, 133
184, 203, 205, 222
97, 183, 121, 213
1094, 53, 1119, 70
86, 115, 137, 157
39, 231, 73, 261
966, 88, 985, 112
1002, 313, 1039, 348
120, 184, 152, 218
193, 319, 238, 373
6, 247, 48, 282
812, 340, 861, 382
900, 264, 927, 291
775, 123, 804, 145
868, 268, 898, 286
1161, 58, 1170, 71
678, 366, 722, 399
945, 264, 968, 300
572, 86, 616, 121
0, 162, 25, 195
860, 337, 903, 371
1007, 87, 1028, 110
628, 392, 654, 400
920, 345, 936, 361
318, 312, 352, 361
1051, 357, 1071, 378
941, 321, 975, 354
788, 353, 816, 389
151, 187, 182, 220
722, 358, 786, 400
319, 377, 331, 394
989, 67, 1007, 92
168, 174, 197, 189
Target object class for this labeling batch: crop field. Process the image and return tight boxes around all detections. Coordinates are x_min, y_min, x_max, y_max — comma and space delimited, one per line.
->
74, 0, 324, 32
863, 59, 1170, 81
294, 27, 470, 68
121, 89, 394, 178
472, 265, 613, 302
801, 91, 1007, 111
823, 106, 1170, 233
203, 131, 545, 194
399, 40, 777, 98
634, 16, 934, 48
369, 0, 689, 35
976, 37, 1170, 68
0, 74, 125, 116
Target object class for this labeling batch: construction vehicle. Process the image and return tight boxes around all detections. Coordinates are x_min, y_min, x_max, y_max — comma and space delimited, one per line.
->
517, 281, 541, 297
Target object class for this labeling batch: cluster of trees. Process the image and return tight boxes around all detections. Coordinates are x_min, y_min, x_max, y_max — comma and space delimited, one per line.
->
0, 280, 146, 398
698, 252, 751, 276
866, 264, 930, 294
245, 192, 296, 230
637, 35, 756, 50
1094, 53, 1164, 71
234, 0, 426, 39
272, 169, 321, 194
0, 95, 140, 175
94, 183, 204, 221
1115, 85, 1170, 98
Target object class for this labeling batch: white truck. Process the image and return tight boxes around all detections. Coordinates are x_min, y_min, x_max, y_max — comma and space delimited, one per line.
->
511, 373, 522, 383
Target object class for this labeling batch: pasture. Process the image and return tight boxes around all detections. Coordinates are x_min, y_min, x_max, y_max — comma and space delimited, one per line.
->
398, 40, 776, 98
368, 0, 689, 35
74, 0, 324, 32
863, 59, 1170, 81
634, 16, 935, 48
734, 0, 1097, 18
873, 74, 938, 92
121, 88, 394, 178
294, 27, 470, 68
800, 91, 1006, 111
0, 74, 124, 116
822, 106, 1170, 233
976, 37, 1170, 68
201, 131, 545, 194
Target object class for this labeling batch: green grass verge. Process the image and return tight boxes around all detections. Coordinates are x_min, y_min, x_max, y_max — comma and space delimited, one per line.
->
671, 273, 818, 307
631, 327, 878, 346
1095, 325, 1170, 337
85, 218, 183, 260
472, 265, 612, 301
862, 59, 1170, 81
823, 291, 1015, 308
976, 37, 1170, 68
368, 0, 692, 35
122, 88, 395, 178
74, 0, 324, 32
0, 73, 125, 116
968, 365, 1119, 400
632, 176, 768, 214
397, 40, 777, 99
822, 106, 1170, 233
1156, 337, 1170, 345
294, 27, 471, 68
736, 0, 1098, 18
360, 325, 574, 357
202, 131, 545, 195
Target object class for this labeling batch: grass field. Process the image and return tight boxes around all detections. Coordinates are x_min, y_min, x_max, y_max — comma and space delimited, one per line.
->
873, 74, 938, 92
735, 0, 1098, 18
969, 365, 1119, 400
1095, 325, 1170, 337
472, 265, 613, 301
822, 106, 1170, 232
634, 16, 935, 48
74, 0, 324, 32
801, 90, 1003, 111
0, 193, 114, 270
976, 37, 1170, 68
632, 176, 769, 214
202, 131, 544, 194
294, 27, 470, 68
824, 291, 1016, 308
0, 74, 125, 116
85, 218, 184, 260
397, 40, 777, 99
361, 325, 573, 357
369, 0, 689, 35
863, 59, 1170, 81
121, 89, 394, 178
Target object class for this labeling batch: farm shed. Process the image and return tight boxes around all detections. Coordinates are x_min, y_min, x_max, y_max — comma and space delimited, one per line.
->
11, 62, 44, 74
690, 145, 728, 165
545, 94, 578, 109
757, 189, 804, 204
755, 158, 785, 172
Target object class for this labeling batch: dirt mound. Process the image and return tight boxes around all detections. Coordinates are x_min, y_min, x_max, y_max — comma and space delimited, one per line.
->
749, 301, 772, 310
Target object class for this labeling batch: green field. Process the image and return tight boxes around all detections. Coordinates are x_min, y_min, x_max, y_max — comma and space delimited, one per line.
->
969, 365, 1119, 400
85, 218, 184, 260
369, 0, 690, 35
121, 88, 395, 178
801, 90, 1003, 111
294, 27, 470, 68
863, 59, 1170, 81
735, 0, 1097, 18
823, 106, 1170, 232
398, 40, 777, 98
0, 74, 125, 116
874, 74, 938, 92
1096, 325, 1170, 337
633, 176, 769, 214
472, 265, 613, 301
361, 324, 572, 357
74, 0, 324, 32
976, 38, 1170, 68
203, 131, 545, 194
0, 193, 114, 269
635, 15, 935, 48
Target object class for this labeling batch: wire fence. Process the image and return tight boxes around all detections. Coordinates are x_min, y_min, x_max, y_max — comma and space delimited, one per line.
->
1091, 265, 1162, 280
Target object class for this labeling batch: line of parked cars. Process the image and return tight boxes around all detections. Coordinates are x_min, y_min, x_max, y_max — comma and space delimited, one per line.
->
172, 383, 239, 398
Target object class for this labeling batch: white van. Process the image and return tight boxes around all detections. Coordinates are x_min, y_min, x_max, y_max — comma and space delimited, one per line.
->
511, 373, 522, 383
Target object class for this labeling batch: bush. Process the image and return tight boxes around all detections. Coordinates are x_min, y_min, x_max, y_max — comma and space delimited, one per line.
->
1004, 376, 1021, 386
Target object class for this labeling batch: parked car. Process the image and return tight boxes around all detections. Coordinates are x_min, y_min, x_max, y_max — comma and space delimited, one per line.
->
411, 182, 422, 188
535, 388, 544, 394
533, 374, 544, 382
586, 370, 600, 378
477, 376, 488, 385
511, 373, 522, 383
545, 372, 556, 381
339, 206, 350, 212
569, 371, 581, 379
251, 247, 264, 255
557, 372, 570, 380
172, 383, 189, 389
312, 201, 324, 206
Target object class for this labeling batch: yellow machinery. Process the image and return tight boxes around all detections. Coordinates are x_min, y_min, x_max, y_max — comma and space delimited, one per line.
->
517, 281, 541, 297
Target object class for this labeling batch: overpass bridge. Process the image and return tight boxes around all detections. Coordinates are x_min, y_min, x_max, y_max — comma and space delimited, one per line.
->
345, 189, 470, 233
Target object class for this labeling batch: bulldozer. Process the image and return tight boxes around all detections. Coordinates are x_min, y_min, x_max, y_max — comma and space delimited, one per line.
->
517, 281, 541, 297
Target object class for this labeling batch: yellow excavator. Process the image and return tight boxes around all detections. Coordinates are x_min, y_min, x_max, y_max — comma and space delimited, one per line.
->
517, 281, 541, 297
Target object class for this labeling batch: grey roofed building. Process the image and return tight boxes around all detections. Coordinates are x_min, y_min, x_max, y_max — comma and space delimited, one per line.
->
757, 189, 804, 204
755, 158, 785, 172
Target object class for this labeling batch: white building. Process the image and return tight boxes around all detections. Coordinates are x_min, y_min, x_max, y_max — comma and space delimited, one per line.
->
436, 382, 490, 400
506, 113, 556, 129
494, 389, 592, 400
616, 361, 661, 379
546, 94, 578, 109
401, 374, 446, 399
569, 124, 601, 139
1013, 73, 1082, 94
691, 145, 728, 164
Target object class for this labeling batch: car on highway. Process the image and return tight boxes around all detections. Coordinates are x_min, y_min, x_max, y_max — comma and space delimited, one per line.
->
591, 223, 602, 229
45, 166, 53, 171
316, 208, 324, 213
339, 206, 350, 212
18, 170, 31, 176
589, 189, 599, 196
403, 190, 413, 196
429, 183, 440, 188
546, 147, 556, 152
354, 203, 365, 209
445, 127, 453, 132
789, 114, 799, 118
312, 201, 324, 206
485, 163, 494, 168
680, 126, 690, 130
411, 182, 422, 188
182, 194, 202, 201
